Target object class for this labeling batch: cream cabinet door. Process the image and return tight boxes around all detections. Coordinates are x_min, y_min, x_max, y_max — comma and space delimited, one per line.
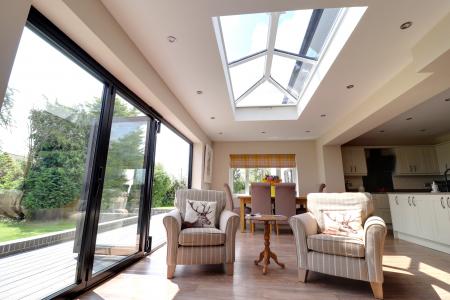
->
341, 148, 354, 175
389, 194, 406, 233
433, 195, 450, 245
413, 195, 435, 240
436, 142, 450, 173
342, 147, 367, 175
417, 147, 439, 174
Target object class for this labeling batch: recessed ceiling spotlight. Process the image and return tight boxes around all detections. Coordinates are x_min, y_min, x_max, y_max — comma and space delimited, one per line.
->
305, 130, 311, 133
261, 131, 266, 134
346, 84, 354, 89
320, 114, 327, 118
406, 117, 413, 121
167, 36, 176, 43
218, 132, 223, 135
419, 129, 427, 132
400, 21, 413, 30
196, 90, 203, 95
445, 98, 450, 102
210, 116, 215, 120
379, 130, 385, 133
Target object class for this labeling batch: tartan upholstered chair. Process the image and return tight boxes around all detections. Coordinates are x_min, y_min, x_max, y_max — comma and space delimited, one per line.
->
163, 189, 240, 279
289, 193, 387, 299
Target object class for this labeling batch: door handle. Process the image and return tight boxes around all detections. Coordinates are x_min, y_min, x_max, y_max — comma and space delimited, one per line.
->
408, 196, 412, 206
447, 197, 450, 209
411, 196, 416, 207
395, 195, 399, 205
440, 197, 445, 209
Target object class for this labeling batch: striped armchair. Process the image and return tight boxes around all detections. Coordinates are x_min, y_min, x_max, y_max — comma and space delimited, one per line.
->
163, 189, 239, 279
289, 193, 387, 299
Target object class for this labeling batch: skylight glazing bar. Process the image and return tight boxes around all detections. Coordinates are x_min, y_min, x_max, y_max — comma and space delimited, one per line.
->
268, 76, 297, 102
228, 50, 267, 67
273, 50, 317, 65
235, 77, 265, 104
264, 12, 281, 79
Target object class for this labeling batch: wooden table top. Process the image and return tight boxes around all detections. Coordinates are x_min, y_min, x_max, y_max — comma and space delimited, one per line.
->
245, 214, 288, 221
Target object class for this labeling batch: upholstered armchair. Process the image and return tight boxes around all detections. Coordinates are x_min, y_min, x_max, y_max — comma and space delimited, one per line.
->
163, 189, 240, 279
289, 193, 387, 299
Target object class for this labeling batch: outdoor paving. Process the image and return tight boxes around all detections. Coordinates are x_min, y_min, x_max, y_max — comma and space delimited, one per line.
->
0, 213, 166, 300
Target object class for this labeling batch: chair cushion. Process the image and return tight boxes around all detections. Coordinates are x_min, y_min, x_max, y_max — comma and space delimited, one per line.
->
307, 234, 365, 258
178, 228, 225, 246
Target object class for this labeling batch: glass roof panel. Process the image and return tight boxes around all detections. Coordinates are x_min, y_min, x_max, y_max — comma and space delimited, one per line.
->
271, 55, 313, 98
236, 81, 287, 107
220, 13, 270, 63
274, 10, 313, 55
306, 8, 341, 58
229, 55, 265, 100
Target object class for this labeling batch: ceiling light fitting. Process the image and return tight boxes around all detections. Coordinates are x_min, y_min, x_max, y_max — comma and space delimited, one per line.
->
406, 117, 413, 121
167, 36, 176, 43
400, 21, 412, 30
261, 131, 266, 134
305, 130, 311, 133
210, 116, 215, 120
445, 98, 450, 102
379, 130, 385, 133
196, 90, 203, 95
346, 84, 354, 89
320, 114, 327, 118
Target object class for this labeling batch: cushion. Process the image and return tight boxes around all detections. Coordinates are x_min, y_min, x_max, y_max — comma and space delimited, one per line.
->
307, 193, 374, 232
307, 234, 365, 258
175, 189, 226, 227
321, 209, 364, 238
178, 228, 225, 246
184, 199, 216, 228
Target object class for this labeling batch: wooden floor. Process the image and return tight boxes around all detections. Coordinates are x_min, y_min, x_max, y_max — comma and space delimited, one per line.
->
78, 228, 450, 300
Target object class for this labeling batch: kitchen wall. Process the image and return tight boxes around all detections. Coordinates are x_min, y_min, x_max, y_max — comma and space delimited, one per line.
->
211, 141, 320, 196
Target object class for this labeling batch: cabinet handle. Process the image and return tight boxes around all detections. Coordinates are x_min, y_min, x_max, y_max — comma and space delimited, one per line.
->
412, 196, 416, 207
447, 197, 450, 209
395, 196, 399, 205
440, 197, 446, 209
408, 196, 412, 206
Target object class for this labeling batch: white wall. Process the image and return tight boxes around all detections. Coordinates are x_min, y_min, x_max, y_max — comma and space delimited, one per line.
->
211, 141, 320, 196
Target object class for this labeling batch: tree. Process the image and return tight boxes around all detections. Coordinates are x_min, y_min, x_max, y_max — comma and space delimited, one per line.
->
152, 163, 172, 207
0, 87, 14, 129
0, 151, 24, 190
232, 168, 245, 194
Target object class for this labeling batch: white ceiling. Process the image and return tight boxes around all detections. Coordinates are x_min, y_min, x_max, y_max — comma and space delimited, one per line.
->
101, 0, 450, 142
346, 87, 450, 146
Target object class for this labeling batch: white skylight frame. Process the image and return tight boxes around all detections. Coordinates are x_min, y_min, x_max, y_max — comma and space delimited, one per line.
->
213, 6, 367, 120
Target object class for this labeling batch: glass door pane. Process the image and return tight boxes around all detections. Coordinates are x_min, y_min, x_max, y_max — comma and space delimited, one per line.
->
0, 27, 104, 299
92, 93, 150, 274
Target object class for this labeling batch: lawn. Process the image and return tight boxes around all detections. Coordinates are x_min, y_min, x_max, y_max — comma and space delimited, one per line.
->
0, 219, 77, 243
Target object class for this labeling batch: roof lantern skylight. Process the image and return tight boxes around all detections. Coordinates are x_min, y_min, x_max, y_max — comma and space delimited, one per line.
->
217, 8, 342, 108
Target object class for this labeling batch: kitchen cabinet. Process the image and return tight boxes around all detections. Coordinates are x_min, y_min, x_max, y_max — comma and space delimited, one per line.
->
435, 141, 450, 173
342, 147, 367, 176
394, 146, 440, 175
388, 193, 450, 254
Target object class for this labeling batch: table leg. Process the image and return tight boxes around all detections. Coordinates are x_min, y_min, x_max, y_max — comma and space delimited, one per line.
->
240, 199, 245, 233
254, 220, 285, 274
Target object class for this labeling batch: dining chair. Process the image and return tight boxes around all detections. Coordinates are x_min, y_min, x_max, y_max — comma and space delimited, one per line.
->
274, 183, 297, 235
224, 183, 251, 215
249, 182, 272, 233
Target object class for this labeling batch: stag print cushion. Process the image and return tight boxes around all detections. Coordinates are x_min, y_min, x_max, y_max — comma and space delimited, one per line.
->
183, 200, 217, 228
321, 209, 363, 239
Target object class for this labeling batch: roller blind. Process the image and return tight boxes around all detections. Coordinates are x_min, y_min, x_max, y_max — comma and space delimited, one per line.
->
229, 154, 296, 168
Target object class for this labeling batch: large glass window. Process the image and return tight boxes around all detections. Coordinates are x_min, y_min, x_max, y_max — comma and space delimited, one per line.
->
216, 8, 344, 108
230, 167, 297, 195
0, 27, 104, 299
150, 123, 191, 247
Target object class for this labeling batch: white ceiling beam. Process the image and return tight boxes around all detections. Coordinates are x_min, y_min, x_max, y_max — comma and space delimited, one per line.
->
273, 50, 317, 65
228, 50, 266, 68
264, 13, 281, 79
268, 77, 297, 103
235, 77, 265, 104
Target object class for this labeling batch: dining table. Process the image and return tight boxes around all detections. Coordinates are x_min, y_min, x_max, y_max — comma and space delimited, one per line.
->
238, 195, 307, 232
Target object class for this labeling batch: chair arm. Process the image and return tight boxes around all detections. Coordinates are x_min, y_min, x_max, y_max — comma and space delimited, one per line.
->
163, 208, 182, 265
364, 216, 387, 283
219, 210, 240, 263
288, 213, 318, 269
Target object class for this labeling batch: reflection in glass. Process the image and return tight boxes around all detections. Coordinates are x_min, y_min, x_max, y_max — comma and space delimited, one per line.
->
271, 55, 313, 98
0, 27, 104, 299
92, 94, 149, 274
220, 13, 269, 62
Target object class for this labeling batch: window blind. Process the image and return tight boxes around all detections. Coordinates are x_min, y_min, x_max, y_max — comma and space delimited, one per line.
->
229, 154, 296, 168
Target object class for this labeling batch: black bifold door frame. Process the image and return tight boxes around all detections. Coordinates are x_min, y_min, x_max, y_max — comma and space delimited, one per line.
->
25, 6, 192, 299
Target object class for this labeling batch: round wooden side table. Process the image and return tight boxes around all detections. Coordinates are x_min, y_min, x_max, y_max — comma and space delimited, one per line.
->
245, 214, 288, 275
